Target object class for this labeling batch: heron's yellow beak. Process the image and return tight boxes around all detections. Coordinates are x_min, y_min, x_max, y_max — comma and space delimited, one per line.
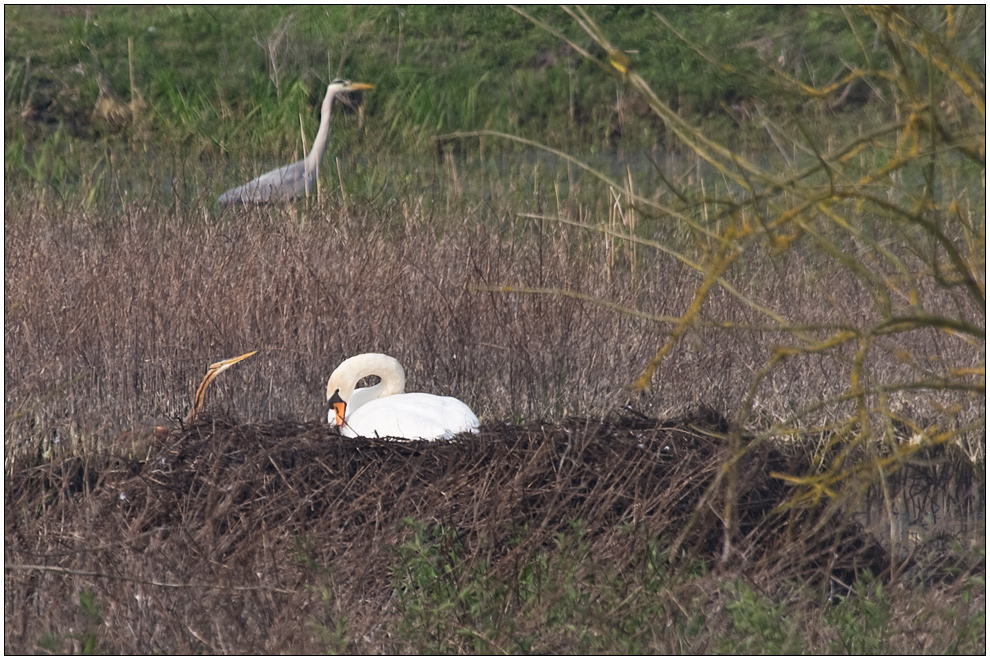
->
347, 82, 374, 91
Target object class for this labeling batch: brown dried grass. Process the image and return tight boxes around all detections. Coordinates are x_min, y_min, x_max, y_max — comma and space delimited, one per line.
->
0, 413, 845, 653
6, 411, 982, 653
5, 195, 979, 464
4, 195, 984, 653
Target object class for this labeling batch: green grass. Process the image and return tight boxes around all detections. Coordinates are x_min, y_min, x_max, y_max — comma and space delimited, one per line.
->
5, 6, 983, 233
11, 5, 978, 205
4, 6, 984, 654
38, 589, 104, 655
367, 520, 984, 654
29, 521, 985, 654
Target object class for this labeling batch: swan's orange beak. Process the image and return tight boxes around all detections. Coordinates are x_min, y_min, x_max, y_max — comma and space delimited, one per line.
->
328, 389, 347, 427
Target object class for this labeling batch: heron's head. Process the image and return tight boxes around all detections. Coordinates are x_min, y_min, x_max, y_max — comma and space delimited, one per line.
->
328, 78, 375, 96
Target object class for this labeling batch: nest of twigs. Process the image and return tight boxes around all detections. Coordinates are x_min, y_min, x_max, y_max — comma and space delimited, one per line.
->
5, 410, 981, 653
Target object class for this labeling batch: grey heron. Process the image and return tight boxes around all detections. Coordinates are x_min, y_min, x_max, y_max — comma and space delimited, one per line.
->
218, 78, 373, 206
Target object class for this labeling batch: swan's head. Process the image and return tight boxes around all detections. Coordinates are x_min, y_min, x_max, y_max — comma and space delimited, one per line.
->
326, 353, 406, 427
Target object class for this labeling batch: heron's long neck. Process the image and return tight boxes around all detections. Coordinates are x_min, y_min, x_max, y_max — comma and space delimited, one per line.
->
304, 90, 335, 176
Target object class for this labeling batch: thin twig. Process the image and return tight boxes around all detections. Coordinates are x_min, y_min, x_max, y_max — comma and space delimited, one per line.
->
5, 563, 296, 594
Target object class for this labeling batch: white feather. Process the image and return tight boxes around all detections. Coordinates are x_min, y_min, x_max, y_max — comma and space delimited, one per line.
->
326, 353, 480, 441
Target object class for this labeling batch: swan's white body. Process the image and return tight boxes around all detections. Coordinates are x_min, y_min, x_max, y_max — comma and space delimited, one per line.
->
326, 353, 480, 441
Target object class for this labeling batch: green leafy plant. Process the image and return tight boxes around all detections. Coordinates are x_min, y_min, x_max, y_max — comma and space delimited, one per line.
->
827, 573, 892, 655
720, 580, 804, 654
38, 589, 104, 654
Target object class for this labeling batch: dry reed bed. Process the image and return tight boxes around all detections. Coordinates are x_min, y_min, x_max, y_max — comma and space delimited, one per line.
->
4, 197, 983, 652
4, 411, 910, 654
5, 198, 980, 466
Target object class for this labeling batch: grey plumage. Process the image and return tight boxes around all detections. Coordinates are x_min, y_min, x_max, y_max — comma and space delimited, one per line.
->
218, 78, 374, 206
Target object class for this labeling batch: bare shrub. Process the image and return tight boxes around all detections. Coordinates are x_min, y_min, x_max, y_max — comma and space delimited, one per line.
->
499, 5, 984, 557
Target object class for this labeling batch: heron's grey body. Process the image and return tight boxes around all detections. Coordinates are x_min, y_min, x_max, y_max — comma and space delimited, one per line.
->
218, 79, 373, 206
217, 160, 311, 206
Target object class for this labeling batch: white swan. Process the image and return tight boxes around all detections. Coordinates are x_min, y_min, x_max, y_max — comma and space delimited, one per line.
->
325, 353, 480, 441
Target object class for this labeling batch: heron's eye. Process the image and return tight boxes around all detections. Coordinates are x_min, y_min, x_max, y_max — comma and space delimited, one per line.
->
331, 78, 349, 86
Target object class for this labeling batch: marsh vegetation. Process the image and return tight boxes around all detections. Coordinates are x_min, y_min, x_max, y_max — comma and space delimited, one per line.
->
4, 5, 985, 654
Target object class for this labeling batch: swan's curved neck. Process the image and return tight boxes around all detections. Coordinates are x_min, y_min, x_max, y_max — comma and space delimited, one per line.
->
304, 87, 336, 177
326, 353, 406, 407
